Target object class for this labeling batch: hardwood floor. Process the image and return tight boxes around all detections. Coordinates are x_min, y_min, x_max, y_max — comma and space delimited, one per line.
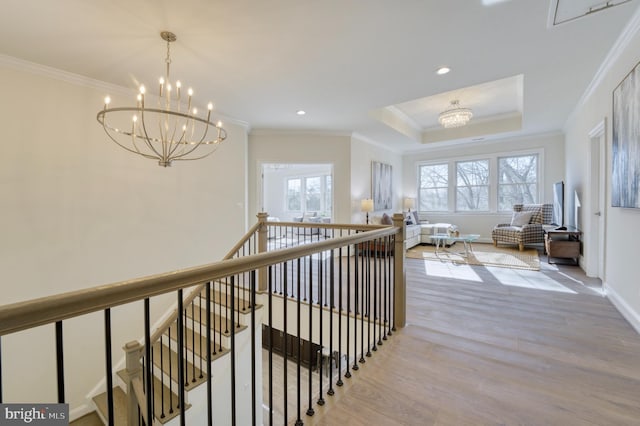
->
304, 252, 640, 425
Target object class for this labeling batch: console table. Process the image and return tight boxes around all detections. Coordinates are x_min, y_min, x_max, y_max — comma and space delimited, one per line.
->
544, 229, 582, 264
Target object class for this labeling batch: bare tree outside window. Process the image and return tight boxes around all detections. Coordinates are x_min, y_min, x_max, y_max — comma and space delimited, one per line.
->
305, 176, 322, 211
498, 154, 538, 210
456, 160, 490, 211
287, 178, 301, 211
418, 164, 448, 211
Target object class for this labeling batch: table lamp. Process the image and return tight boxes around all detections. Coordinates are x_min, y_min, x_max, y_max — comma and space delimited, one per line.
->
403, 197, 415, 212
361, 199, 374, 224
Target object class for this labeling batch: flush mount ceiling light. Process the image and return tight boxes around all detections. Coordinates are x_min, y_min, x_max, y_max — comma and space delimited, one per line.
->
96, 31, 227, 167
296, 110, 306, 115
438, 100, 473, 128
436, 66, 451, 75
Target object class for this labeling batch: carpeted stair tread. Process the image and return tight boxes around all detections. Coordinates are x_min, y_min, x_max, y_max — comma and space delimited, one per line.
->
92, 387, 127, 426
70, 411, 103, 426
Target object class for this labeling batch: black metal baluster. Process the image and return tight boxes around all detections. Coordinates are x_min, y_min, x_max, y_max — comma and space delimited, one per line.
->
328, 248, 335, 396
307, 255, 315, 417
391, 235, 396, 333
373, 238, 378, 352
143, 300, 153, 422
55, 321, 65, 404
250, 270, 257, 426
296, 258, 302, 426
353, 242, 359, 371
366, 242, 372, 358
199, 294, 203, 379
168, 327, 174, 414
206, 282, 213, 426
344, 242, 351, 380
159, 335, 165, 419
268, 266, 274, 426
188, 302, 195, 386
283, 261, 289, 425
230, 276, 237, 426
360, 243, 366, 364
104, 310, 114, 426
318, 252, 325, 406
177, 291, 186, 426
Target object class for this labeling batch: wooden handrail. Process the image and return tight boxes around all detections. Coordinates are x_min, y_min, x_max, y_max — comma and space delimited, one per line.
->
0, 226, 399, 336
130, 377, 148, 425
149, 221, 261, 343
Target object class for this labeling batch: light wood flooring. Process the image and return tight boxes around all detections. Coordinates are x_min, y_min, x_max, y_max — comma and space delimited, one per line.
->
302, 253, 640, 425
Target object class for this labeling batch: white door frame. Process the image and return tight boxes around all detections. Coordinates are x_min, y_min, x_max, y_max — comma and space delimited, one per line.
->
586, 120, 607, 279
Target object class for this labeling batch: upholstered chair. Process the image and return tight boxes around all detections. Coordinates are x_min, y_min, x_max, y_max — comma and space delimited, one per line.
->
492, 204, 553, 251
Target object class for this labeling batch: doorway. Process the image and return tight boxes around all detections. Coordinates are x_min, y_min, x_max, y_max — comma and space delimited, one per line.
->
587, 121, 606, 280
261, 163, 334, 222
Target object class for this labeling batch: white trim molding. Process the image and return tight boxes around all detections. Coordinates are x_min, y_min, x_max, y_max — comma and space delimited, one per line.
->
567, 4, 640, 124
604, 281, 640, 335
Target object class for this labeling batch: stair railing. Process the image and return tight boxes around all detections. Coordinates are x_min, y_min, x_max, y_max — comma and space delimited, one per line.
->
0, 213, 406, 426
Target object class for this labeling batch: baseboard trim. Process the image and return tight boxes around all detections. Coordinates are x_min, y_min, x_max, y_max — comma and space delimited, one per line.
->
604, 281, 640, 335
70, 403, 92, 422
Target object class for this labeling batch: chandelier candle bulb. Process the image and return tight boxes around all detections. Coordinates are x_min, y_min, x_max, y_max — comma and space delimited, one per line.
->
97, 31, 227, 167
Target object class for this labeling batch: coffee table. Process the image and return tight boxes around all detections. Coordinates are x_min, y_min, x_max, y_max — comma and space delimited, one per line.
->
429, 233, 481, 258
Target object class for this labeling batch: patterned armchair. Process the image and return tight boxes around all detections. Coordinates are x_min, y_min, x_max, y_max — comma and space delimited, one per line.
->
492, 204, 553, 251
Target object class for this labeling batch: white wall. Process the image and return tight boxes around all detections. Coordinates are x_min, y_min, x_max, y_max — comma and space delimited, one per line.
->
564, 11, 640, 331
0, 62, 249, 415
248, 132, 352, 224
350, 136, 403, 224
402, 133, 565, 241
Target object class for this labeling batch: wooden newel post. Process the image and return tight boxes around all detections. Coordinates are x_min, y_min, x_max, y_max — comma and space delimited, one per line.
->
392, 213, 406, 328
257, 212, 269, 293
123, 340, 143, 426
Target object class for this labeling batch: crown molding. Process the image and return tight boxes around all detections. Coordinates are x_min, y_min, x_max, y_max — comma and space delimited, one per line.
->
351, 132, 404, 154
567, 4, 640, 125
0, 53, 250, 130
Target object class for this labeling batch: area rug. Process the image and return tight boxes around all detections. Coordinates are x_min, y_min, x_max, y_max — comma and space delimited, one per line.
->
406, 243, 540, 271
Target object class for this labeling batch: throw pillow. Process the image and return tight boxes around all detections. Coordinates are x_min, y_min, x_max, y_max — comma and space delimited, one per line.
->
511, 211, 534, 227
381, 213, 393, 225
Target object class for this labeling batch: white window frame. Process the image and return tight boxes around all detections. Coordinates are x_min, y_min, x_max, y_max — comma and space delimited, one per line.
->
416, 148, 543, 214
417, 163, 449, 212
285, 173, 333, 215
497, 153, 540, 212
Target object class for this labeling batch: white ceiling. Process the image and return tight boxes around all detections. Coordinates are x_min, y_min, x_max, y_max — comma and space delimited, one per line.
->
0, 0, 637, 152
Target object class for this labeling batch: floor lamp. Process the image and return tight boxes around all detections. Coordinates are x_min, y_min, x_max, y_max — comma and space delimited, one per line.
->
361, 199, 374, 224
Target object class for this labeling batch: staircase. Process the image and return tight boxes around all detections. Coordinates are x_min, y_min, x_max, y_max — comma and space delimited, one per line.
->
81, 282, 260, 426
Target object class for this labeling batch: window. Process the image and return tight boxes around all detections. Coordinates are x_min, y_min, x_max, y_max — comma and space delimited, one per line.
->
287, 178, 301, 211
286, 175, 332, 214
418, 164, 448, 211
498, 154, 538, 211
305, 176, 321, 211
324, 175, 332, 214
456, 160, 489, 211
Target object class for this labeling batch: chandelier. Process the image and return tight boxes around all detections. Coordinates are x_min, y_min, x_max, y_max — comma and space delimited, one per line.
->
438, 100, 473, 128
96, 31, 227, 167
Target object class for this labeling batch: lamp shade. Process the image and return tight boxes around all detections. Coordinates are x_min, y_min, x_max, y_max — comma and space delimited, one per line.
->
403, 197, 415, 210
361, 198, 374, 212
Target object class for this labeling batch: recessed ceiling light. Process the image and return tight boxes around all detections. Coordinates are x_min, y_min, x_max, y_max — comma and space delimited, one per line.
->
436, 67, 451, 75
296, 110, 306, 115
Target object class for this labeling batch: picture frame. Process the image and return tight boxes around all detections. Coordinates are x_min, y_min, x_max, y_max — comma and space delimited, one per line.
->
612, 60, 640, 209
372, 161, 392, 210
